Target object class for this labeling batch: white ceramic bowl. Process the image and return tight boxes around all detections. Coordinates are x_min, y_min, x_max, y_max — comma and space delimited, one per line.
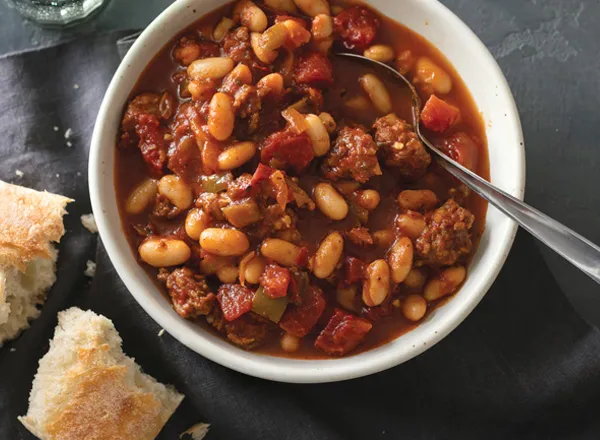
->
89, 0, 525, 383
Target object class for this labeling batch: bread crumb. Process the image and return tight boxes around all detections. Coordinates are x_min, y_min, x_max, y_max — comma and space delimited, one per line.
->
55, 174, 60, 178
53, 126, 59, 132
80, 214, 98, 233
64, 128, 73, 139
10, 348, 16, 352
180, 423, 210, 440
15, 170, 24, 177
84, 260, 96, 278
73, 84, 79, 89
158, 329, 165, 337
76, 171, 82, 177
66, 141, 73, 147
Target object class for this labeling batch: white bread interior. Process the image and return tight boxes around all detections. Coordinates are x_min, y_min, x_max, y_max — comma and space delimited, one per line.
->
19, 307, 184, 440
0, 181, 72, 345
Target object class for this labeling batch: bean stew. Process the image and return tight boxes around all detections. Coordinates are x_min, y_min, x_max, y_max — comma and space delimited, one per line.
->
115, 0, 489, 358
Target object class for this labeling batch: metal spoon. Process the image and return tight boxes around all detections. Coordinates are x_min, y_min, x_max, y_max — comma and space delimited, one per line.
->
337, 52, 600, 285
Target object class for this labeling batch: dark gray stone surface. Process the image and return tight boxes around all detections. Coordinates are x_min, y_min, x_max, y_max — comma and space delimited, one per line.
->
2, 0, 597, 322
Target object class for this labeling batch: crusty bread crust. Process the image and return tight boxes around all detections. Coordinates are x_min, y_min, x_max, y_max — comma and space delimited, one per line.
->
0, 181, 72, 271
19, 308, 184, 440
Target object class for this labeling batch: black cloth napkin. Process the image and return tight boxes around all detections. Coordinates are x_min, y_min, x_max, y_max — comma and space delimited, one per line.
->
1, 32, 600, 440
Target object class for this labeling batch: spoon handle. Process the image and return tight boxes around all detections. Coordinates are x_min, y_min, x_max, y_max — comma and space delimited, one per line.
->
424, 140, 600, 285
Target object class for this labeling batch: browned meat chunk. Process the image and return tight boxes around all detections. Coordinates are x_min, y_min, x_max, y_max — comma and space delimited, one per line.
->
415, 199, 474, 266
345, 227, 373, 246
152, 194, 181, 219
227, 173, 253, 200
222, 27, 254, 65
322, 127, 381, 183
121, 93, 162, 134
373, 114, 431, 181
173, 36, 220, 66
224, 313, 270, 349
158, 268, 216, 318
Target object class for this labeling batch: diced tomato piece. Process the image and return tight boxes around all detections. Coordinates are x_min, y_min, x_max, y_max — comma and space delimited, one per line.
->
333, 6, 380, 51
314, 308, 372, 356
342, 256, 366, 286
260, 128, 315, 173
295, 52, 334, 88
250, 163, 276, 186
260, 263, 291, 299
197, 40, 221, 58
279, 285, 326, 337
438, 132, 479, 172
217, 284, 254, 321
135, 114, 167, 175
421, 95, 460, 133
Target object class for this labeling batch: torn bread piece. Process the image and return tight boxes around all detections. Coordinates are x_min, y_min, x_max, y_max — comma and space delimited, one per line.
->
19, 307, 184, 440
0, 181, 72, 345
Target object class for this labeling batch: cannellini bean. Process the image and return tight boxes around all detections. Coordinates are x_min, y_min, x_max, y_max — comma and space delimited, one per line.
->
244, 255, 266, 284
185, 208, 211, 240
264, 0, 298, 13
293, 0, 329, 17
364, 44, 394, 63
223, 63, 253, 89
251, 32, 278, 64
388, 237, 413, 283
304, 114, 330, 156
362, 259, 391, 307
233, 0, 268, 32
313, 231, 344, 279
311, 14, 333, 40
139, 238, 191, 267
344, 95, 373, 113
200, 254, 232, 275
216, 265, 239, 283
355, 189, 381, 211
403, 268, 427, 290
373, 229, 394, 247
423, 266, 466, 301
200, 228, 250, 256
218, 141, 257, 170
187, 57, 234, 81
213, 17, 235, 41
402, 294, 427, 321
415, 57, 453, 95
282, 19, 312, 49
158, 175, 193, 210
125, 179, 158, 214
397, 189, 438, 212
260, 22, 289, 52
257, 73, 284, 96
396, 212, 427, 240
318, 112, 336, 133
281, 332, 301, 352
314, 182, 348, 221
336, 285, 359, 312
395, 50, 415, 75
187, 80, 215, 101
208, 92, 235, 141
360, 73, 393, 114
260, 238, 303, 267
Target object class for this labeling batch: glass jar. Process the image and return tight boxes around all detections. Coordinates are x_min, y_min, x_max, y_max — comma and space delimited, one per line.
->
7, 0, 108, 26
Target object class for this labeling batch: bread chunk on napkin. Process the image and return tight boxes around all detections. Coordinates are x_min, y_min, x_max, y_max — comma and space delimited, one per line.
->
19, 307, 184, 440
0, 181, 72, 344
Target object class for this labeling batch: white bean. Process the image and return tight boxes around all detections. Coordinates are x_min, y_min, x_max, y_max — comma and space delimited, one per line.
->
200, 228, 250, 256
314, 182, 348, 221
208, 92, 235, 141
158, 175, 193, 210
213, 17, 235, 41
363, 44, 394, 63
233, 0, 268, 32
293, 0, 329, 17
304, 114, 330, 156
125, 179, 158, 214
360, 73, 392, 114
218, 141, 257, 170
362, 259, 391, 307
251, 32, 278, 64
187, 57, 234, 81
139, 238, 191, 267
313, 231, 344, 279
388, 237, 413, 284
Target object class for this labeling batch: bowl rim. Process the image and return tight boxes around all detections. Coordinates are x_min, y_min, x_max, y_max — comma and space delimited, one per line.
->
89, 0, 525, 383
